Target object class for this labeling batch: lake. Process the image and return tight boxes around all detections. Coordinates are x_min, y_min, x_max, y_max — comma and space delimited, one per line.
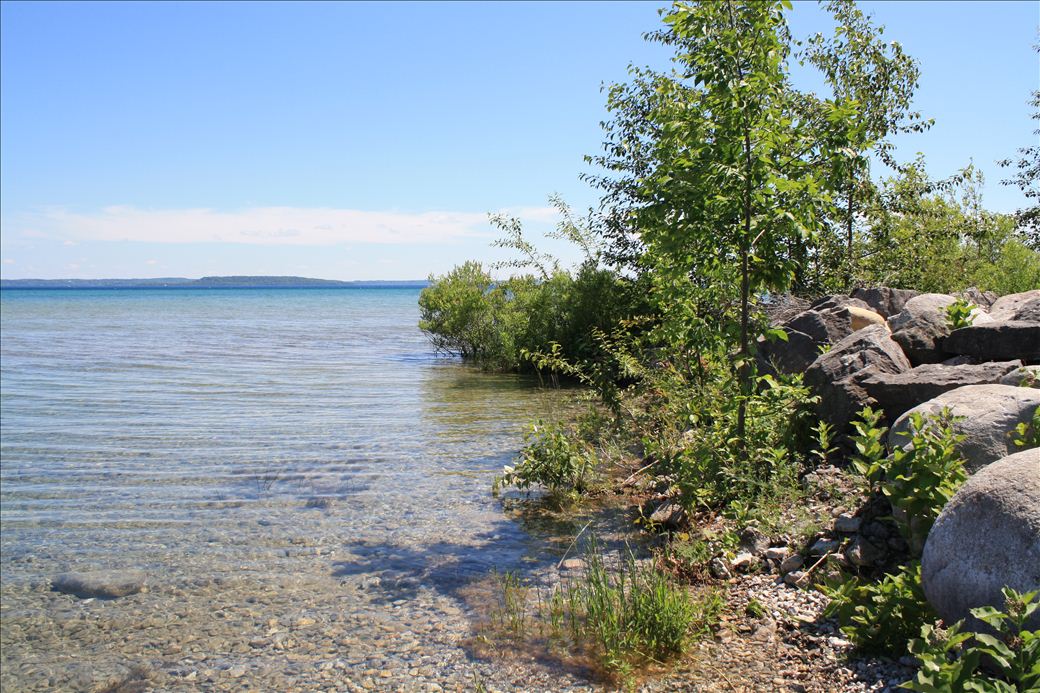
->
0, 288, 611, 691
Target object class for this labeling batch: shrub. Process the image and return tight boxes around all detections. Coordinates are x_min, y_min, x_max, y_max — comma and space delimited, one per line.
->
902, 588, 1040, 691
493, 419, 596, 502
851, 407, 967, 554
418, 261, 505, 363
822, 562, 935, 655
945, 298, 975, 331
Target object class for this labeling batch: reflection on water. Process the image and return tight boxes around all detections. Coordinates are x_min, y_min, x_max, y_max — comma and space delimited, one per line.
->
0, 288, 615, 691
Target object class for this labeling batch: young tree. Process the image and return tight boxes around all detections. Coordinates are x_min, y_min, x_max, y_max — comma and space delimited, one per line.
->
632, 0, 825, 444
803, 0, 930, 288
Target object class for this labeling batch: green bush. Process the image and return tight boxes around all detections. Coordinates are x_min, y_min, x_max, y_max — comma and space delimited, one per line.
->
418, 261, 505, 363
822, 562, 935, 655
656, 369, 818, 516
851, 407, 967, 554
493, 419, 596, 502
945, 298, 976, 331
903, 588, 1040, 692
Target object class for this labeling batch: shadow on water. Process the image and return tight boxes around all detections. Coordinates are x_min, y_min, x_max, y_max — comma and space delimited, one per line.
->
331, 496, 649, 605
331, 517, 548, 603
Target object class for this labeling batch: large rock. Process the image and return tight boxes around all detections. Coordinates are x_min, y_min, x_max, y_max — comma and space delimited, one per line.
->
805, 324, 912, 430
786, 308, 853, 346
851, 287, 920, 318
859, 361, 1022, 421
888, 293, 958, 365
956, 287, 999, 311
756, 328, 820, 376
889, 384, 1040, 473
1001, 365, 1040, 388
1011, 297, 1040, 323
987, 289, 1040, 321
810, 294, 872, 312
943, 321, 1040, 362
848, 306, 887, 331
758, 305, 864, 377
921, 449, 1040, 633
52, 570, 147, 599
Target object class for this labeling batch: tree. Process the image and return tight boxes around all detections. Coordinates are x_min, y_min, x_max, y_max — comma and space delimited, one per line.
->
803, 0, 931, 289
998, 69, 1040, 249
623, 0, 825, 444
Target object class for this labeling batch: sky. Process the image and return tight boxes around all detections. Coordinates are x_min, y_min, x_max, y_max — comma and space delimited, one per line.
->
1, 1, 1037, 280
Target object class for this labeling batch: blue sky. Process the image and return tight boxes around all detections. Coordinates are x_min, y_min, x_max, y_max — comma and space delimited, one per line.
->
1, 1, 1037, 280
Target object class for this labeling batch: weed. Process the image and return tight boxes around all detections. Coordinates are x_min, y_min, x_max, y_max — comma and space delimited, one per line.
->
851, 407, 967, 554
902, 588, 1040, 691
945, 298, 976, 331
746, 598, 767, 619
493, 419, 597, 503
822, 561, 935, 655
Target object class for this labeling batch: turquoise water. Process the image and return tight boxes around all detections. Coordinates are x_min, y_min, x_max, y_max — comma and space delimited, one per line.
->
0, 288, 599, 691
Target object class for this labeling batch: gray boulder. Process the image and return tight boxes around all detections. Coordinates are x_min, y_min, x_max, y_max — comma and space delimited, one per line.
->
756, 329, 820, 377
943, 321, 1040, 362
859, 361, 1022, 421
851, 287, 920, 318
921, 449, 1040, 633
987, 289, 1040, 321
805, 324, 912, 430
787, 307, 853, 345
1001, 365, 1040, 388
810, 294, 872, 312
956, 287, 999, 311
888, 293, 958, 365
756, 329, 820, 376
1012, 297, 1040, 323
889, 384, 1040, 473
52, 570, 147, 599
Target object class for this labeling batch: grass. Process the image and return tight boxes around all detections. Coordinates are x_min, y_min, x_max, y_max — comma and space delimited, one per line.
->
474, 538, 722, 685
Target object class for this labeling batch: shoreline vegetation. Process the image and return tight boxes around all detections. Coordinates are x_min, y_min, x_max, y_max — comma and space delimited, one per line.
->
419, 0, 1040, 689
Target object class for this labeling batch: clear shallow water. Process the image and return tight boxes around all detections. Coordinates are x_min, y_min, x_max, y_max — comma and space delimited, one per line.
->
0, 288, 612, 691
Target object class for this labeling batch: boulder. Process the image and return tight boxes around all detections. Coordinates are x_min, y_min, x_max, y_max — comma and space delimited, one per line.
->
921, 449, 1040, 633
805, 324, 912, 430
848, 306, 887, 332
810, 294, 872, 312
955, 287, 999, 311
1012, 297, 1040, 323
52, 570, 147, 599
888, 293, 958, 365
859, 361, 1022, 421
889, 384, 1040, 473
851, 287, 920, 318
943, 321, 1040, 362
987, 289, 1040, 321
786, 308, 853, 345
756, 329, 820, 376
1000, 365, 1040, 388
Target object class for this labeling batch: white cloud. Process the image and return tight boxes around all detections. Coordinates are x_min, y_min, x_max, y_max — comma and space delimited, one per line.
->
11, 205, 556, 247
145, 259, 158, 265
2, 258, 14, 265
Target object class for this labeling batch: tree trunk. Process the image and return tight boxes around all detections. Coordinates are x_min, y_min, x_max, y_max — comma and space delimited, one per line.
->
844, 168, 855, 289
737, 131, 753, 449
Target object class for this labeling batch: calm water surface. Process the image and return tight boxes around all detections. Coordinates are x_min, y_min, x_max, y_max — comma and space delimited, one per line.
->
0, 288, 609, 691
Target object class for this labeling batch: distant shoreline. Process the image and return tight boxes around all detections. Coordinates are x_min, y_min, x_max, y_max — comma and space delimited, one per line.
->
0, 276, 430, 290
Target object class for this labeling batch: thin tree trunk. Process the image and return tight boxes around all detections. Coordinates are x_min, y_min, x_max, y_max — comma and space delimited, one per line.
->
737, 130, 753, 449
845, 168, 855, 289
